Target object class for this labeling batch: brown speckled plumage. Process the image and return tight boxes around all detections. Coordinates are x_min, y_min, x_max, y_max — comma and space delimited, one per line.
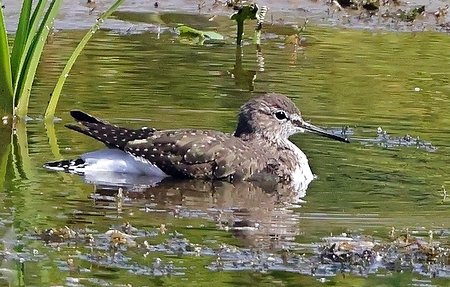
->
61, 93, 348, 183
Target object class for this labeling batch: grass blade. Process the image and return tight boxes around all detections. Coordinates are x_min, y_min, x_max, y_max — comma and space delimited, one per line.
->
10, 0, 32, 85
12, 0, 47, 108
45, 0, 125, 119
0, 5, 13, 115
16, 0, 62, 118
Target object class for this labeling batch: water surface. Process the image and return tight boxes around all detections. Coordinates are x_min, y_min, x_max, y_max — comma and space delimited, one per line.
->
1, 11, 450, 286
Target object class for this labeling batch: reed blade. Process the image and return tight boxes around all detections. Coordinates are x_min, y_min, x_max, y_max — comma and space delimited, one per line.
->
0, 5, 13, 114
16, 0, 62, 118
10, 0, 32, 85
13, 0, 47, 107
45, 0, 125, 119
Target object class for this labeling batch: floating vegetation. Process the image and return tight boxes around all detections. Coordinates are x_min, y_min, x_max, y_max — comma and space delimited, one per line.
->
360, 127, 437, 152
314, 231, 450, 277
22, 188, 450, 281
27, 224, 450, 279
176, 24, 224, 45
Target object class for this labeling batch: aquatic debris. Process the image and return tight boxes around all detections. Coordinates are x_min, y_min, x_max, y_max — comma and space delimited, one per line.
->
316, 231, 450, 276
38, 226, 78, 243
379, 5, 426, 22
398, 5, 426, 22
29, 222, 450, 279
2, 116, 8, 125
434, 5, 449, 20
159, 224, 167, 235
206, 231, 450, 278
361, 127, 437, 152
285, 19, 309, 46
106, 229, 137, 249
439, 185, 448, 202
333, 0, 380, 12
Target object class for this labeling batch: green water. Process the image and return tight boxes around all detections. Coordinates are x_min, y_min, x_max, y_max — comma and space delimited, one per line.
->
1, 12, 450, 286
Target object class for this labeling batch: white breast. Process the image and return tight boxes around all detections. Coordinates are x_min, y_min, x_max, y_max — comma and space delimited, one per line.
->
285, 141, 315, 193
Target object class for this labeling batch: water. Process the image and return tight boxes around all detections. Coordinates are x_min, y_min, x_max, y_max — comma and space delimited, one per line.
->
1, 9, 450, 286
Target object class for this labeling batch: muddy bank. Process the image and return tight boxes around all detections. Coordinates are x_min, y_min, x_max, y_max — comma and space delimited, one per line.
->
1, 0, 449, 33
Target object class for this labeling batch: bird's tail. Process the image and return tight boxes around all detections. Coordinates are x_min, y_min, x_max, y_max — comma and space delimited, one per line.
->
43, 158, 86, 174
66, 110, 156, 150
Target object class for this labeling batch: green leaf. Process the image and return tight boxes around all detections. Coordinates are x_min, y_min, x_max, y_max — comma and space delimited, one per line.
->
16, 0, 62, 118
45, 0, 126, 119
177, 24, 205, 38
10, 0, 32, 85
12, 0, 47, 106
177, 24, 224, 41
0, 5, 13, 114
202, 31, 224, 41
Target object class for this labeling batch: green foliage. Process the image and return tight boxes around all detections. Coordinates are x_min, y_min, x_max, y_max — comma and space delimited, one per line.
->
0, 0, 62, 118
15, 0, 62, 118
176, 24, 224, 45
0, 0, 124, 120
0, 4, 14, 114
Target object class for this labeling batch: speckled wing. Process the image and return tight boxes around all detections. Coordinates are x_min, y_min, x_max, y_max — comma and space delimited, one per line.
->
66, 110, 156, 149
125, 130, 254, 180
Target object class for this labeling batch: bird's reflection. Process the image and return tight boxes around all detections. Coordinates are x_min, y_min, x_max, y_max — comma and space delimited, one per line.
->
89, 175, 306, 249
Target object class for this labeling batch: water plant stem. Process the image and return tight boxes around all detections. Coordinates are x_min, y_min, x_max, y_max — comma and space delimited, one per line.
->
236, 19, 244, 46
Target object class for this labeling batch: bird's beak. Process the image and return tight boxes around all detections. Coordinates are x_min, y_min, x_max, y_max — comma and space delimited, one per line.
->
293, 119, 350, 143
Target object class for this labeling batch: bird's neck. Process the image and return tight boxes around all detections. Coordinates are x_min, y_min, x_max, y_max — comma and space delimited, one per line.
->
234, 129, 294, 150
234, 118, 295, 149
234, 116, 254, 139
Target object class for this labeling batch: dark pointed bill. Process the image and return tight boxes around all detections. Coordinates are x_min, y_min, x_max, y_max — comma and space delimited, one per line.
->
298, 121, 350, 143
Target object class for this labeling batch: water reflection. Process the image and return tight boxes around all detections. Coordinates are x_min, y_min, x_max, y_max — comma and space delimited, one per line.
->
228, 46, 260, 91
0, 122, 34, 189
91, 179, 304, 249
0, 127, 12, 191
1, 16, 449, 284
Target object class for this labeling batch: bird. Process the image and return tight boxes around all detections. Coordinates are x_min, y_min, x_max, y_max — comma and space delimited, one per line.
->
44, 93, 349, 189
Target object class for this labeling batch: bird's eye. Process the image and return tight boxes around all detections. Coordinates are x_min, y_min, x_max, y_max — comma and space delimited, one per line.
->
274, 111, 288, 121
